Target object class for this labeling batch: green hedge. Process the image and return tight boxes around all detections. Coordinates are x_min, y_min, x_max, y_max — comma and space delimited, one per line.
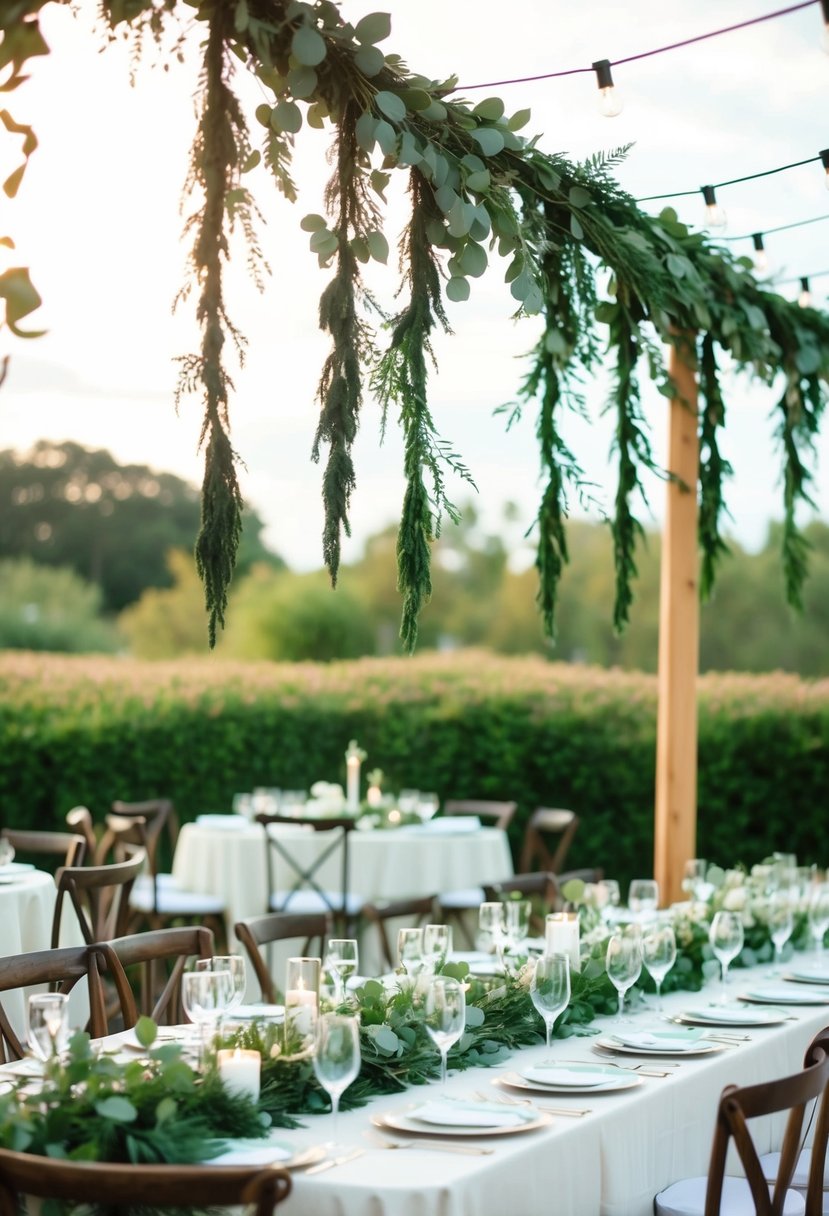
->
0, 652, 827, 888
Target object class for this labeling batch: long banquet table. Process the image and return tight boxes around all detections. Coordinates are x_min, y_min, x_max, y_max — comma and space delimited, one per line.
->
253, 979, 826, 1216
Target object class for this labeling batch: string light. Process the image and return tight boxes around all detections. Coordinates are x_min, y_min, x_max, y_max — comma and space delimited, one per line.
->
592, 59, 623, 117
798, 276, 813, 307
821, 148, 829, 189
821, 0, 829, 51
701, 185, 727, 229
752, 233, 769, 273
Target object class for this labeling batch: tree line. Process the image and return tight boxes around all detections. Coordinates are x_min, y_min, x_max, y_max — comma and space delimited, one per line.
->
1, 441, 828, 675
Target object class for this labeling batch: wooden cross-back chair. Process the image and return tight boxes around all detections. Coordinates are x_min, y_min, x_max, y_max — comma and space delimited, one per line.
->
235, 911, 329, 1004
434, 799, 518, 946
482, 872, 560, 934
51, 847, 146, 950
96, 925, 215, 1027
0, 1151, 292, 1216
654, 1030, 829, 1216
361, 895, 436, 970
0, 828, 86, 873
442, 799, 518, 832
518, 807, 580, 876
0, 945, 109, 1062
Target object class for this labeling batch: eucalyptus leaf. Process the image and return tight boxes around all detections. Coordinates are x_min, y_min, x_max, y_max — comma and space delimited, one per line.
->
300, 213, 327, 232
354, 11, 392, 44
400, 88, 432, 111
374, 119, 397, 156
570, 213, 584, 241
306, 101, 326, 129
568, 186, 591, 209
95, 1096, 137, 1123
354, 45, 384, 76
446, 275, 470, 302
287, 65, 317, 98
508, 107, 532, 130
421, 99, 447, 122
271, 99, 302, 134
355, 110, 377, 152
459, 241, 487, 278
434, 184, 458, 215
472, 97, 505, 121
134, 1015, 158, 1049
291, 25, 326, 67
375, 89, 406, 123
366, 230, 389, 264
471, 127, 505, 157
465, 169, 490, 193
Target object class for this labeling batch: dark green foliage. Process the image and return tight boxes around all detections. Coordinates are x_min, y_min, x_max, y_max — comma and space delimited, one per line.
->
2, 654, 828, 891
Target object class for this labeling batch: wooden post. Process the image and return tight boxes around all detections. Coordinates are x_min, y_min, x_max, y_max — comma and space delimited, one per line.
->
654, 334, 700, 907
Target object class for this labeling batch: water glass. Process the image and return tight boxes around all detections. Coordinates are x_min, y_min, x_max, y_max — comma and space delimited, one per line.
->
325, 939, 359, 1002
709, 910, 744, 996
529, 953, 571, 1050
417, 793, 440, 822
313, 1013, 361, 1137
27, 992, 70, 1062
628, 879, 659, 919
196, 955, 246, 1013
504, 899, 532, 949
477, 901, 505, 957
422, 976, 465, 1088
809, 882, 829, 954
181, 968, 234, 1060
422, 924, 452, 973
605, 932, 643, 1022
642, 924, 677, 1009
598, 879, 621, 922
397, 927, 425, 976
398, 789, 420, 814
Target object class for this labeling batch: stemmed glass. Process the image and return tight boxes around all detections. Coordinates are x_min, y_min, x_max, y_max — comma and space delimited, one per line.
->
196, 955, 246, 1015
605, 933, 643, 1022
530, 954, 571, 1050
628, 879, 659, 920
422, 924, 452, 974
708, 910, 744, 998
598, 879, 621, 923
181, 968, 233, 1060
417, 793, 440, 823
641, 924, 677, 1010
767, 892, 794, 973
422, 976, 465, 1089
313, 1013, 361, 1138
477, 901, 505, 961
808, 883, 829, 957
324, 939, 359, 1004
397, 927, 425, 977
27, 993, 70, 1062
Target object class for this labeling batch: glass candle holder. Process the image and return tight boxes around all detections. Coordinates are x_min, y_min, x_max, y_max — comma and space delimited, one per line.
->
284, 956, 320, 1053
545, 912, 581, 972
217, 1048, 261, 1102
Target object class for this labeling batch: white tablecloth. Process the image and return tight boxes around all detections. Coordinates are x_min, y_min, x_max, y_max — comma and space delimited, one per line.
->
0, 868, 85, 1039
269, 980, 829, 1216
172, 818, 513, 973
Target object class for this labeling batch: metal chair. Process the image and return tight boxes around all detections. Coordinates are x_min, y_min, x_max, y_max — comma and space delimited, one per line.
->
256, 812, 363, 931
654, 1030, 829, 1215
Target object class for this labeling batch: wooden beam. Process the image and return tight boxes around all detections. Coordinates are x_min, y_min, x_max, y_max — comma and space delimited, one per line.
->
654, 335, 700, 907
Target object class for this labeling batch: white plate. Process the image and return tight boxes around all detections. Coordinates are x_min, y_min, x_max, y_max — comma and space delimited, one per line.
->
595, 1033, 722, 1057
674, 1006, 788, 1027
233, 1003, 285, 1021
738, 986, 829, 1005
506, 1063, 640, 1094
783, 969, 829, 985
373, 1103, 551, 1138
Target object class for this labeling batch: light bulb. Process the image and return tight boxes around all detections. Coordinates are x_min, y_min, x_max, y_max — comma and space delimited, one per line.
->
752, 233, 768, 274
701, 185, 727, 230
592, 59, 623, 118
798, 277, 813, 308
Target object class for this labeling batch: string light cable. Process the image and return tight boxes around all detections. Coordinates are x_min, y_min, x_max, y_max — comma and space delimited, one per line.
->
454, 0, 824, 108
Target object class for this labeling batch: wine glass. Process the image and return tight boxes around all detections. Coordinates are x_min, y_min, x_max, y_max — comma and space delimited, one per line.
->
808, 882, 829, 956
422, 924, 452, 973
398, 789, 420, 814
417, 793, 440, 823
530, 954, 571, 1050
504, 900, 532, 949
628, 879, 659, 920
477, 901, 505, 959
641, 924, 677, 1010
0, 838, 15, 867
324, 939, 359, 1003
313, 1013, 361, 1138
397, 927, 425, 976
196, 955, 246, 1014
598, 879, 621, 923
181, 969, 233, 1060
422, 976, 465, 1089
605, 933, 643, 1022
27, 993, 70, 1062
708, 910, 744, 997
767, 892, 794, 973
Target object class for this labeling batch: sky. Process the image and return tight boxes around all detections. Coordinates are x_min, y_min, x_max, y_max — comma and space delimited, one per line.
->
1, 0, 828, 573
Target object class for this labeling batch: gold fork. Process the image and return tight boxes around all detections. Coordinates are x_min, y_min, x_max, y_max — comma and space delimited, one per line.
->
474, 1089, 591, 1118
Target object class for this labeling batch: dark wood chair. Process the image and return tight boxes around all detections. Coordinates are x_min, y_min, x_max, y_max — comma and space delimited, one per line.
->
518, 807, 580, 876
442, 799, 518, 832
0, 828, 86, 872
654, 1030, 829, 1215
0, 945, 109, 1062
256, 812, 363, 931
235, 911, 329, 1004
482, 872, 559, 934
51, 848, 146, 949
96, 925, 215, 1027
362, 895, 436, 970
0, 1151, 291, 1216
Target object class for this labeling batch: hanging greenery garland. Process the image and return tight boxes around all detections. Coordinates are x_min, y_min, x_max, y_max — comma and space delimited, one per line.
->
2, 1, 828, 648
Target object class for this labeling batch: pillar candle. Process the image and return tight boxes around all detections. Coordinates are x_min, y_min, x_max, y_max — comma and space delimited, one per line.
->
346, 755, 361, 812
217, 1048, 261, 1102
545, 912, 581, 972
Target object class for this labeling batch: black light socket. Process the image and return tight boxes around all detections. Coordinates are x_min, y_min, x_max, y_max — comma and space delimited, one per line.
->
592, 59, 615, 90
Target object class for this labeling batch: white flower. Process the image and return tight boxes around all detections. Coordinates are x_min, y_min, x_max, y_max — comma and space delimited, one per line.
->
723, 889, 746, 912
